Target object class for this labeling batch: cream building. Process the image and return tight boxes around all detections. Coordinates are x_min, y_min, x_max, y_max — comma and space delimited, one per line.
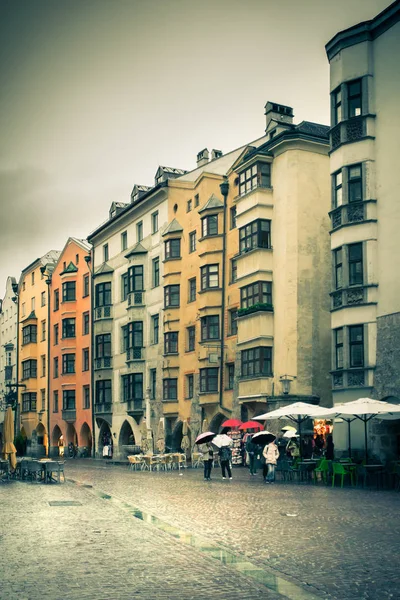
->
326, 0, 400, 458
0, 276, 18, 444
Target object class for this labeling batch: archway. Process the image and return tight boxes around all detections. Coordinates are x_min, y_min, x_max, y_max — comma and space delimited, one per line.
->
80, 422, 92, 457
118, 420, 136, 459
209, 413, 226, 434
15, 426, 27, 456
66, 423, 78, 445
36, 423, 47, 457
171, 420, 183, 452
52, 425, 64, 457
98, 420, 113, 459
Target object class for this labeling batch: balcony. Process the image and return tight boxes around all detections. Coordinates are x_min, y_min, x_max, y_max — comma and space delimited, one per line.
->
94, 356, 113, 370
330, 116, 368, 151
162, 400, 179, 415
198, 393, 219, 406
238, 303, 273, 318
126, 347, 143, 362
94, 305, 113, 321
330, 202, 366, 230
127, 292, 144, 308
95, 402, 112, 415
126, 399, 144, 417
331, 368, 372, 389
62, 408, 76, 423
331, 286, 374, 310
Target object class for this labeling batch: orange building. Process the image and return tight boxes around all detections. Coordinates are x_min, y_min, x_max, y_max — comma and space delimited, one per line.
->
48, 238, 93, 457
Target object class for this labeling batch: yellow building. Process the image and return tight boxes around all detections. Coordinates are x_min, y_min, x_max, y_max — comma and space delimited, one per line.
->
17, 251, 60, 456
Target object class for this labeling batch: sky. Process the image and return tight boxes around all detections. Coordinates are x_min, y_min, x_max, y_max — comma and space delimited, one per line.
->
0, 0, 392, 297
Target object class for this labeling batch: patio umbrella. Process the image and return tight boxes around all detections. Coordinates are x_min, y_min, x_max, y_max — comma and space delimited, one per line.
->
140, 418, 149, 454
212, 434, 233, 449
238, 421, 264, 431
195, 432, 216, 445
156, 418, 165, 453
251, 431, 276, 445
181, 420, 191, 455
201, 418, 210, 433
254, 402, 335, 458
2, 407, 16, 471
334, 398, 400, 464
221, 418, 242, 429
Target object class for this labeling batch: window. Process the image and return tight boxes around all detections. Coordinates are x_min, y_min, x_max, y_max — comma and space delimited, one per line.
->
41, 355, 46, 377
54, 289, 59, 311
95, 334, 111, 358
96, 380, 112, 404
335, 328, 343, 370
188, 278, 196, 303
163, 378, 177, 400
137, 221, 143, 242
121, 231, 128, 251
62, 281, 76, 302
41, 319, 46, 341
334, 171, 342, 208
122, 373, 143, 401
151, 314, 159, 344
240, 282, 272, 309
241, 347, 272, 377
122, 273, 129, 301
348, 243, 363, 286
150, 368, 157, 400
22, 392, 37, 413
22, 359, 37, 380
22, 324, 37, 345
201, 264, 219, 290
349, 325, 364, 367
31, 271, 35, 285
186, 374, 194, 399
189, 231, 196, 253
31, 297, 35, 311
83, 348, 89, 372
151, 211, 159, 234
62, 353, 75, 374
22, 302, 26, 317
334, 248, 343, 289
103, 243, 109, 262
238, 162, 271, 196
239, 219, 271, 253
200, 368, 219, 393
83, 385, 90, 409
201, 315, 219, 341
76, 254, 79, 264
194, 194, 199, 207
164, 332, 178, 354
41, 291, 46, 307
95, 282, 112, 307
62, 318, 76, 338
227, 364, 235, 390
201, 215, 218, 237
53, 391, 59, 413
230, 258, 237, 283
127, 265, 144, 292
333, 87, 342, 126
229, 309, 238, 336
348, 164, 362, 203
54, 357, 59, 379
41, 389, 45, 410
63, 390, 76, 410
164, 285, 180, 308
123, 322, 143, 350
165, 238, 181, 259
83, 312, 90, 335
187, 326, 195, 352
54, 324, 59, 345
347, 79, 362, 118
187, 199, 192, 212
152, 257, 160, 288
83, 274, 90, 297
230, 206, 237, 229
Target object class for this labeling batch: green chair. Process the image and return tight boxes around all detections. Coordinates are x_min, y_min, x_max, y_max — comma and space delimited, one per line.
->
332, 461, 354, 488
314, 458, 329, 484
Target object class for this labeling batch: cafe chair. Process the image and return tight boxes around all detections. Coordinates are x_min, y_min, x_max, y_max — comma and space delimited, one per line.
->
191, 452, 204, 468
314, 458, 329, 484
27, 460, 44, 483
332, 462, 354, 488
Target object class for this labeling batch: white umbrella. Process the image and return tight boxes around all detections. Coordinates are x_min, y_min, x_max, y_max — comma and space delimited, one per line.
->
211, 434, 233, 449
283, 430, 298, 439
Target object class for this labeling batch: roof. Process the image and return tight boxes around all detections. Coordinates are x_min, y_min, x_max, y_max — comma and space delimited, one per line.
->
125, 242, 148, 258
131, 184, 152, 194
60, 261, 79, 275
294, 121, 330, 138
198, 194, 224, 214
94, 262, 114, 276
158, 166, 188, 175
70, 237, 91, 252
162, 218, 183, 236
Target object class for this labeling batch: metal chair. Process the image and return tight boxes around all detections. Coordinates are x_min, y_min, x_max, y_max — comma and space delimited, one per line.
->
27, 460, 44, 483
191, 452, 204, 469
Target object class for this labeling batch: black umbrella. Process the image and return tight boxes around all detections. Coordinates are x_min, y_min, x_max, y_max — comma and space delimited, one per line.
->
195, 432, 216, 445
251, 431, 276, 445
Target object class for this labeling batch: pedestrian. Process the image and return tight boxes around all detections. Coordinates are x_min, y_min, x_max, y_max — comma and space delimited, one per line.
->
203, 442, 213, 481
219, 445, 232, 480
325, 435, 335, 460
246, 434, 258, 475
263, 439, 279, 484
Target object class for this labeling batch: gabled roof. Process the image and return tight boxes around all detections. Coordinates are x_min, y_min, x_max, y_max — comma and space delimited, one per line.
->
22, 311, 37, 322
295, 121, 330, 138
198, 194, 224, 214
162, 218, 184, 236
157, 166, 187, 176
125, 242, 148, 258
94, 262, 114, 277
60, 261, 79, 275
70, 237, 91, 252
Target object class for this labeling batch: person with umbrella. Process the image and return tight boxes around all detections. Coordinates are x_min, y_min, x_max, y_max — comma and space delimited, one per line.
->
219, 444, 233, 480
245, 434, 258, 476
195, 432, 216, 481
263, 437, 279, 483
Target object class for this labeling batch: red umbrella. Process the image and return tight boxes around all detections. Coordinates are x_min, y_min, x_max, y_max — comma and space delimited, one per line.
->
222, 419, 242, 429
238, 421, 264, 431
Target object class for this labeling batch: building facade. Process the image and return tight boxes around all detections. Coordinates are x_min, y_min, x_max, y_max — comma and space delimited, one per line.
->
48, 238, 92, 457
0, 276, 18, 445
326, 0, 400, 458
17, 251, 60, 456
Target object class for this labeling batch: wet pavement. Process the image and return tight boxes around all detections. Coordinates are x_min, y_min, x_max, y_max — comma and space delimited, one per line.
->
1, 460, 400, 600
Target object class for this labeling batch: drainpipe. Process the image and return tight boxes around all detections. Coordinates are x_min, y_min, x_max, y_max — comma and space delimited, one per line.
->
85, 249, 96, 458
12, 291, 20, 439
219, 178, 229, 411
45, 273, 51, 456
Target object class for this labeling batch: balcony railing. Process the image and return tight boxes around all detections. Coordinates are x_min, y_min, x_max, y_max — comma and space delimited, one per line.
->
238, 303, 273, 317
126, 347, 143, 361
94, 305, 113, 320
127, 292, 144, 307
330, 116, 367, 151
94, 356, 113, 370
331, 286, 365, 310
94, 402, 112, 414
332, 369, 365, 389
126, 399, 144, 413
330, 202, 365, 230
62, 408, 76, 423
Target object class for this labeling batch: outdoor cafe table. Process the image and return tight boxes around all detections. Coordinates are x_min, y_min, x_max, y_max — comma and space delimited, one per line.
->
39, 460, 62, 483
297, 460, 318, 482
361, 464, 385, 489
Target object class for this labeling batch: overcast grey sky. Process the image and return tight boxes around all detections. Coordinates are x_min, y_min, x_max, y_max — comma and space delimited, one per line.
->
0, 0, 392, 296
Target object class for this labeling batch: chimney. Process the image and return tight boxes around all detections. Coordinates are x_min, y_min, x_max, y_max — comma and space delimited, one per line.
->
264, 102, 294, 133
197, 148, 209, 167
211, 149, 223, 161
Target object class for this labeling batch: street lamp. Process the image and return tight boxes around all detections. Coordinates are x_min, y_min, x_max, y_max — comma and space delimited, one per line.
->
84, 251, 96, 457
218, 177, 229, 411
280, 374, 296, 395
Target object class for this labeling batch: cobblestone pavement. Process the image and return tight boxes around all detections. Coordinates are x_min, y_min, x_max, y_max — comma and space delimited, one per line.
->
63, 460, 400, 600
